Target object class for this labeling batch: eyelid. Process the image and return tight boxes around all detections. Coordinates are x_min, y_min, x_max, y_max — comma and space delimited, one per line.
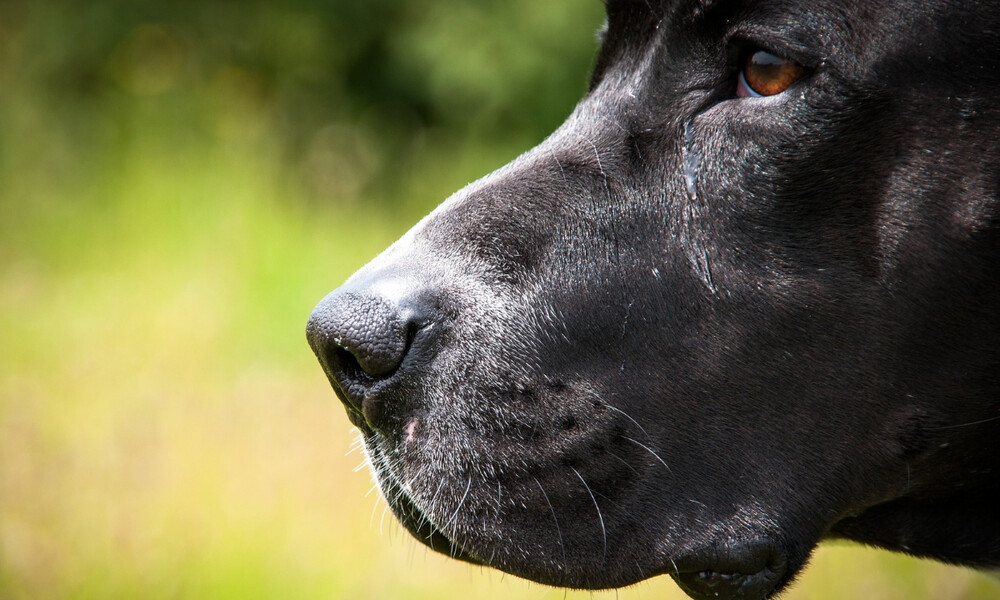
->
726, 26, 822, 68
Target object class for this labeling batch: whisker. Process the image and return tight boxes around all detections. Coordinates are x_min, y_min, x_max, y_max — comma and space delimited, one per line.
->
535, 477, 567, 566
570, 466, 607, 564
445, 476, 473, 534
369, 493, 382, 529
550, 150, 569, 184
928, 415, 1000, 429
593, 489, 626, 512
622, 435, 674, 477
345, 435, 365, 456
427, 477, 448, 520
603, 402, 651, 439
379, 501, 391, 536
607, 450, 641, 475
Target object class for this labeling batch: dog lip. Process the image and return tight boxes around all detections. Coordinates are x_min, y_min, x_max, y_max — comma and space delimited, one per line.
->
343, 404, 372, 433
673, 568, 780, 600
332, 372, 412, 434
670, 541, 788, 600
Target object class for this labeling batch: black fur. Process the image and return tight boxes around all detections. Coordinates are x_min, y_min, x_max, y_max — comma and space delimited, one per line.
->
307, 1, 1000, 599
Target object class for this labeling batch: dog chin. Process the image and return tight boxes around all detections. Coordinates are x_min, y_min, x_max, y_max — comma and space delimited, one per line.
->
371, 442, 791, 600
364, 437, 611, 588
365, 441, 485, 565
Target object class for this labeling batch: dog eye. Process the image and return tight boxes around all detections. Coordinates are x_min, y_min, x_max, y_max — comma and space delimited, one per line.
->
737, 50, 805, 98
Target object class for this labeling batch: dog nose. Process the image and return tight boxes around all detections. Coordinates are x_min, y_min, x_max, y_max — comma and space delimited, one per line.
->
306, 285, 427, 425
308, 291, 410, 376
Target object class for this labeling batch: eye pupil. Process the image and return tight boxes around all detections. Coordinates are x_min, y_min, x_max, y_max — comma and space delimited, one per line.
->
741, 50, 805, 97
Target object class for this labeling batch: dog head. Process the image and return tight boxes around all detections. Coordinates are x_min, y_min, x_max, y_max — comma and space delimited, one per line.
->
307, 2, 1000, 599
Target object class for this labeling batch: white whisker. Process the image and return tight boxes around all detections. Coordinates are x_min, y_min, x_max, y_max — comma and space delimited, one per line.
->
929, 415, 1000, 429
570, 466, 607, 563
379, 500, 391, 536
607, 450, 641, 475
535, 477, 567, 566
603, 402, 651, 439
622, 435, 674, 476
444, 476, 473, 533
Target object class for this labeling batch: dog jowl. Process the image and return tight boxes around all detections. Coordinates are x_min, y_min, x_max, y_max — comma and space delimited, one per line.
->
306, 1, 1000, 599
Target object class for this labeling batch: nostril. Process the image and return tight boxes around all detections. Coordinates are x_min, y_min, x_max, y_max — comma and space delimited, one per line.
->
306, 288, 429, 405
338, 327, 405, 377
333, 347, 368, 382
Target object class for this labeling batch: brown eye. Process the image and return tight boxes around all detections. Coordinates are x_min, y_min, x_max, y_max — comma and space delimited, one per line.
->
737, 50, 805, 97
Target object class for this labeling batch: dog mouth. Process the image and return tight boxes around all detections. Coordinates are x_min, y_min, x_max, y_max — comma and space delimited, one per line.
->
673, 570, 783, 600
355, 412, 793, 600
356, 418, 642, 587
670, 542, 789, 600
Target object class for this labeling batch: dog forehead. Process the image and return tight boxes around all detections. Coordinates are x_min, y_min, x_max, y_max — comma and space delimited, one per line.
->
606, 0, 982, 41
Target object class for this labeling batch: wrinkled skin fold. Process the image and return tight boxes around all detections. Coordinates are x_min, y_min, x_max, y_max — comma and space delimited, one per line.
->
306, 1, 1000, 599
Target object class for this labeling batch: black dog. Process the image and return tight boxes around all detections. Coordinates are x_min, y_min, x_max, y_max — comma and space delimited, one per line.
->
306, 1, 1000, 599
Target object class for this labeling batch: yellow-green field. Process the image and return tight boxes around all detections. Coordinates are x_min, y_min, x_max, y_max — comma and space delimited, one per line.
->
1, 2, 997, 599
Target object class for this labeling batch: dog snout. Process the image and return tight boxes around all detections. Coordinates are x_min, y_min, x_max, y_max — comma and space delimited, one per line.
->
306, 283, 430, 426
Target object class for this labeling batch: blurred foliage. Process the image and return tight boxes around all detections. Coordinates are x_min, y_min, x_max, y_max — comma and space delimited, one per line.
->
0, 0, 602, 214
0, 1, 997, 600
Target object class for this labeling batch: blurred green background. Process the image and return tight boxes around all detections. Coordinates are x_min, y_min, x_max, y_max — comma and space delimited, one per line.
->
0, 1, 996, 599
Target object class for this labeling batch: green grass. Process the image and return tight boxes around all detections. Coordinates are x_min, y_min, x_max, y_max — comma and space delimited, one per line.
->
1, 12, 998, 600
